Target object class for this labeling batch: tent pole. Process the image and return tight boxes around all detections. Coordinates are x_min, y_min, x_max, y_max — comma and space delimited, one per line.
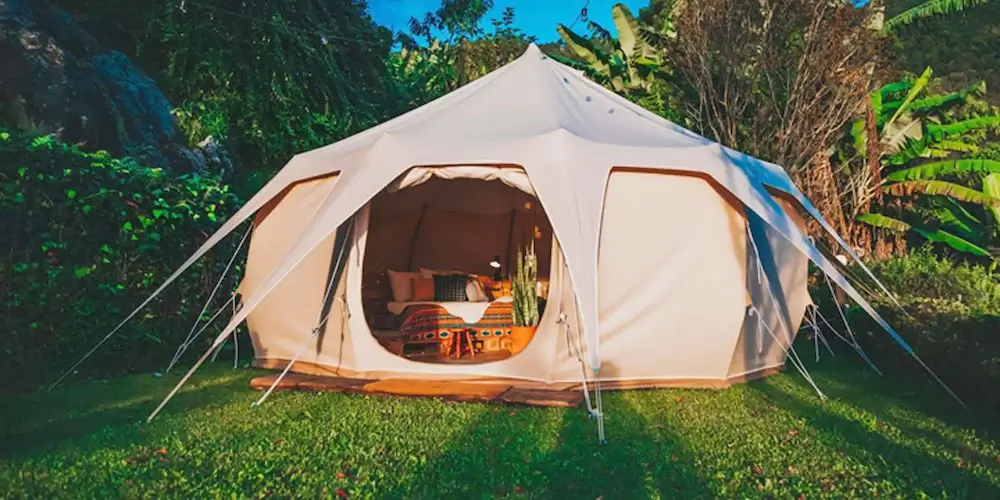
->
407, 203, 428, 271
504, 209, 516, 275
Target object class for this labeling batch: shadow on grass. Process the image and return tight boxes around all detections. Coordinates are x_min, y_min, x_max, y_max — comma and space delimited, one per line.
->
0, 363, 258, 460
748, 374, 1000, 497
374, 363, 715, 499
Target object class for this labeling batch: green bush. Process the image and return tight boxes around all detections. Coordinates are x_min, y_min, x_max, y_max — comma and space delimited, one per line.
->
830, 249, 1000, 414
0, 129, 243, 392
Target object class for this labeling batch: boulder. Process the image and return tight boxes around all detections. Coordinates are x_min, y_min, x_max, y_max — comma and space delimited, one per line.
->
0, 0, 204, 171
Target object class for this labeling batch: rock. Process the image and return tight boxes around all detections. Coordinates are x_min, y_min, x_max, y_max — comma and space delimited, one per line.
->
0, 0, 203, 171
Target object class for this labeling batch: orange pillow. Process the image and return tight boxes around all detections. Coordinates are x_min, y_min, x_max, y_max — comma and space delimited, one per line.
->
411, 276, 435, 301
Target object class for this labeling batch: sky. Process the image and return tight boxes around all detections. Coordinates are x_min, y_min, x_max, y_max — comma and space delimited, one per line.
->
368, 0, 649, 44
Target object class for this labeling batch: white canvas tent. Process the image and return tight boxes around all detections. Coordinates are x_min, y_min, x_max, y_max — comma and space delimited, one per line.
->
57, 44, 963, 424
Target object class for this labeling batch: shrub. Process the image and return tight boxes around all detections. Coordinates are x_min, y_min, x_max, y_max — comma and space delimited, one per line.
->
827, 249, 1000, 414
0, 129, 243, 392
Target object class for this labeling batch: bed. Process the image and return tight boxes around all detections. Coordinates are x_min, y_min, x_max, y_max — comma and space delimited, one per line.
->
373, 298, 517, 357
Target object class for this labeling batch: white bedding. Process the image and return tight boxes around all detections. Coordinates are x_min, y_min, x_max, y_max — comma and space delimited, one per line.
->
387, 296, 513, 324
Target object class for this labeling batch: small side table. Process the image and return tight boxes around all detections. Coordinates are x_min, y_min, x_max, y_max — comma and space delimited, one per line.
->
447, 329, 476, 359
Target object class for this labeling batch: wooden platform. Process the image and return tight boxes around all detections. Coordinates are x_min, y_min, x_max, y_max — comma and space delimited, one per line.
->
250, 373, 583, 408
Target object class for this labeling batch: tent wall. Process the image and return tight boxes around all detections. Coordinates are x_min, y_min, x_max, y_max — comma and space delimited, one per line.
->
554, 170, 751, 383
725, 198, 811, 378
243, 174, 351, 366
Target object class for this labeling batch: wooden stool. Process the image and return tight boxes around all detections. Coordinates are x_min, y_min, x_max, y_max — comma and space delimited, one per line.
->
447, 329, 476, 359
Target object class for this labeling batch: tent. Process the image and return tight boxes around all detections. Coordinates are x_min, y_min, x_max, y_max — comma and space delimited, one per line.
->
58, 45, 962, 427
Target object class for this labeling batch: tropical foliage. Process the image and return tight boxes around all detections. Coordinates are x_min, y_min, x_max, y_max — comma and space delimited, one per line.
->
550, 3, 678, 119
851, 69, 1000, 260
884, 0, 994, 32
395, 0, 535, 107
0, 128, 242, 390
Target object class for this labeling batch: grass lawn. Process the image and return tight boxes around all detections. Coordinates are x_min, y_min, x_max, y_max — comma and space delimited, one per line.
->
2, 356, 998, 499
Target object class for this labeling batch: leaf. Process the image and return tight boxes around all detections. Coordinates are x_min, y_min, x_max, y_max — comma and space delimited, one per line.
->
883, 67, 932, 135
611, 3, 642, 58
912, 226, 993, 257
926, 116, 1000, 142
66, 189, 76, 200
884, 0, 993, 32
886, 180, 1000, 206
556, 24, 610, 74
885, 159, 1000, 182
908, 81, 986, 113
857, 213, 911, 232
984, 173, 1000, 226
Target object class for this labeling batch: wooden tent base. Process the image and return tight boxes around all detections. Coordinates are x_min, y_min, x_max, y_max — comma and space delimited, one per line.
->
249, 373, 584, 408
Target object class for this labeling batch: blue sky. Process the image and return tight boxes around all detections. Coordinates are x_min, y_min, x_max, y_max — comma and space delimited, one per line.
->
369, 0, 649, 44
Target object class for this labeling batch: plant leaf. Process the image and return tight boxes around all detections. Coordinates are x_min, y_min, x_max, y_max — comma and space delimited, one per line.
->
857, 213, 911, 232
883, 67, 932, 134
885, 180, 1000, 206
611, 3, 641, 59
885, 0, 993, 32
926, 115, 1000, 142
911, 226, 993, 257
885, 159, 1000, 182
984, 173, 1000, 227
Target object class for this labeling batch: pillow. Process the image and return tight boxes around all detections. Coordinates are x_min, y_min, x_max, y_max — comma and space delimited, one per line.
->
411, 276, 436, 301
475, 276, 497, 302
420, 267, 465, 278
387, 270, 422, 302
433, 274, 469, 302
465, 277, 489, 302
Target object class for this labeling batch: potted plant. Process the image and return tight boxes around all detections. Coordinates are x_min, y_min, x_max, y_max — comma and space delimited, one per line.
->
510, 242, 539, 354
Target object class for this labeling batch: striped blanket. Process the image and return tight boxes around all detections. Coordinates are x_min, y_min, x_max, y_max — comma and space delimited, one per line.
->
397, 301, 515, 343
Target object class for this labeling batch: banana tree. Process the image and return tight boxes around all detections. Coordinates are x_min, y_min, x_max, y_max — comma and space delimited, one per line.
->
854, 69, 1000, 260
859, 168, 1000, 259
548, 3, 676, 117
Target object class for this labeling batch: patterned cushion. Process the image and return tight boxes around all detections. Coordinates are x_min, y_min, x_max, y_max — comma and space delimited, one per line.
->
433, 274, 469, 302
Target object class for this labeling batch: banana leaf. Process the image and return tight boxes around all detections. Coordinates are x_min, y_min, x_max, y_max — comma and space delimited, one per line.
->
929, 139, 979, 154
611, 3, 640, 59
924, 197, 984, 242
857, 213, 911, 232
885, 0, 993, 32
885, 180, 1000, 206
885, 159, 1000, 182
926, 115, 1000, 141
556, 24, 611, 74
882, 67, 932, 132
911, 226, 993, 257
985, 173, 1000, 226
907, 81, 986, 113
878, 80, 914, 100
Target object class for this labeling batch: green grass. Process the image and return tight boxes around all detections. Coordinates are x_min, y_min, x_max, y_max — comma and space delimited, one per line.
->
2, 357, 998, 499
